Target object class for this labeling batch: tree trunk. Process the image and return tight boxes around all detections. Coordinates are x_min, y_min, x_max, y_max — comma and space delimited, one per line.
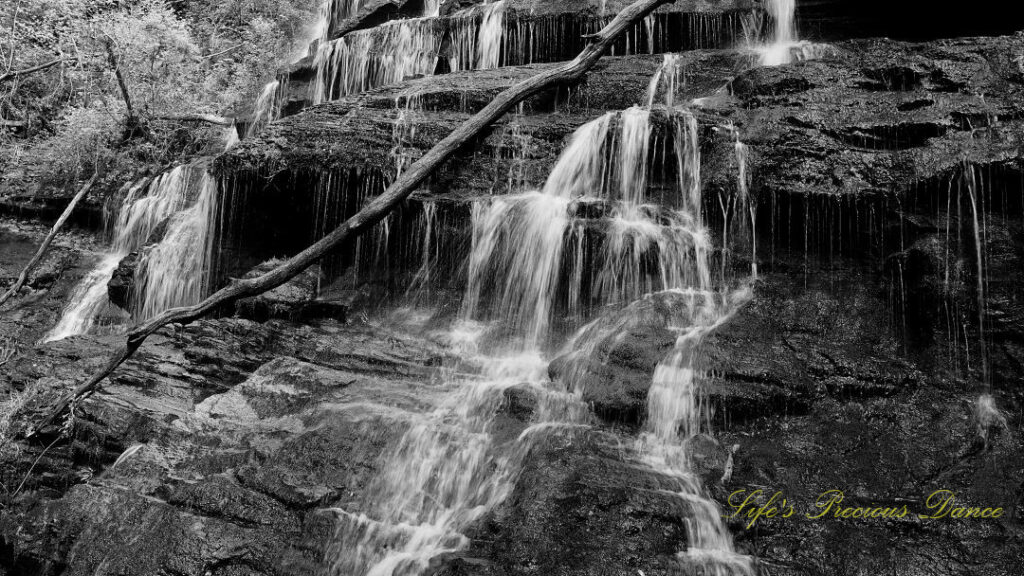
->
24, 0, 677, 438
102, 37, 136, 125
0, 173, 99, 309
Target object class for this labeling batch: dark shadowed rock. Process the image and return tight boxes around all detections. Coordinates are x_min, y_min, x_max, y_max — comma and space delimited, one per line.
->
1, 316, 449, 575
106, 251, 138, 310
234, 260, 347, 323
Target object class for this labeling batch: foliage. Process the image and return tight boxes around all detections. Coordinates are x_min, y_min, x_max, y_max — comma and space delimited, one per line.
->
0, 0, 321, 184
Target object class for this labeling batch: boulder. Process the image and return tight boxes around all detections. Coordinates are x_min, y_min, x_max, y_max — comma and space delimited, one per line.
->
106, 251, 139, 310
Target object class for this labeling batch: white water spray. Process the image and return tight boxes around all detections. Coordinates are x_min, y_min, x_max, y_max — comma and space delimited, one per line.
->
45, 165, 219, 340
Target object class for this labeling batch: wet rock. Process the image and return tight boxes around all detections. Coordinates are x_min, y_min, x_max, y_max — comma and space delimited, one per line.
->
438, 427, 693, 575
1, 317, 449, 575
715, 384, 1024, 576
234, 260, 347, 323
21, 247, 77, 291
107, 251, 139, 310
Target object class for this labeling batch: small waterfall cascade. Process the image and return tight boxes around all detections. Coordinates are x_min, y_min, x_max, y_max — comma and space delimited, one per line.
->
735, 135, 757, 277
242, 0, 354, 138
44, 165, 219, 341
244, 80, 284, 139
462, 96, 714, 347
132, 173, 218, 320
647, 52, 683, 108
310, 16, 444, 104
307, 3, 750, 106
42, 254, 125, 343
476, 2, 507, 70
324, 344, 549, 576
309, 0, 507, 105
636, 285, 754, 576
752, 0, 828, 66
449, 0, 507, 72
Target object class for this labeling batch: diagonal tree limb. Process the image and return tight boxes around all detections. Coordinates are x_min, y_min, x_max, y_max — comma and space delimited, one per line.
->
155, 113, 234, 126
24, 0, 676, 438
0, 173, 99, 309
0, 57, 66, 83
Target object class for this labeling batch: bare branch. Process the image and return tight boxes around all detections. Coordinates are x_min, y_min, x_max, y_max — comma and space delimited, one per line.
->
3, 0, 23, 74
0, 57, 66, 83
203, 44, 242, 60
0, 173, 100, 308
155, 113, 234, 126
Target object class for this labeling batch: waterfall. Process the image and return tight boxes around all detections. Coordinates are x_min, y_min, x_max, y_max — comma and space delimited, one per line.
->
306, 5, 751, 107
461, 54, 754, 574
245, 80, 283, 138
42, 254, 124, 343
647, 53, 683, 108
325, 351, 547, 576
475, 1, 507, 70
310, 17, 443, 104
391, 92, 423, 177
245, 0, 352, 139
752, 0, 832, 66
327, 51, 761, 570
133, 173, 218, 320
45, 165, 219, 341
637, 286, 753, 574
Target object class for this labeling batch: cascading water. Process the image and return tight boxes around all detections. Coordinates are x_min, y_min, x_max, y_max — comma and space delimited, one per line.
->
310, 0, 508, 105
44, 165, 218, 341
475, 1, 507, 70
133, 173, 218, 320
324, 348, 547, 576
42, 254, 124, 342
322, 46, 761, 572
244, 0, 353, 137
310, 17, 444, 104
752, 0, 829, 66
245, 80, 283, 138
306, 2, 752, 107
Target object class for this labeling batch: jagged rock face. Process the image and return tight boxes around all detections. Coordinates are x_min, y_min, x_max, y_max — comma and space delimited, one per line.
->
106, 251, 138, 310
0, 317, 451, 575
798, 0, 1024, 41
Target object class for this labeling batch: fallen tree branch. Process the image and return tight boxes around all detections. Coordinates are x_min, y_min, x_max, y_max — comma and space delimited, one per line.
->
202, 44, 242, 60
155, 113, 234, 126
25, 0, 676, 437
0, 57, 65, 83
0, 173, 99, 309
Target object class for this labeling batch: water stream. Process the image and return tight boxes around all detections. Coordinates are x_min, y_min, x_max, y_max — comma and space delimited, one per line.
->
323, 48, 759, 574
44, 165, 218, 341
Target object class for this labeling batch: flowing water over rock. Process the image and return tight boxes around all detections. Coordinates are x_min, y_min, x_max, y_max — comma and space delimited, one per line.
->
133, 172, 218, 320
44, 164, 219, 340
319, 52, 758, 574
41, 253, 123, 342
752, 0, 831, 66
11, 4, 1024, 576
